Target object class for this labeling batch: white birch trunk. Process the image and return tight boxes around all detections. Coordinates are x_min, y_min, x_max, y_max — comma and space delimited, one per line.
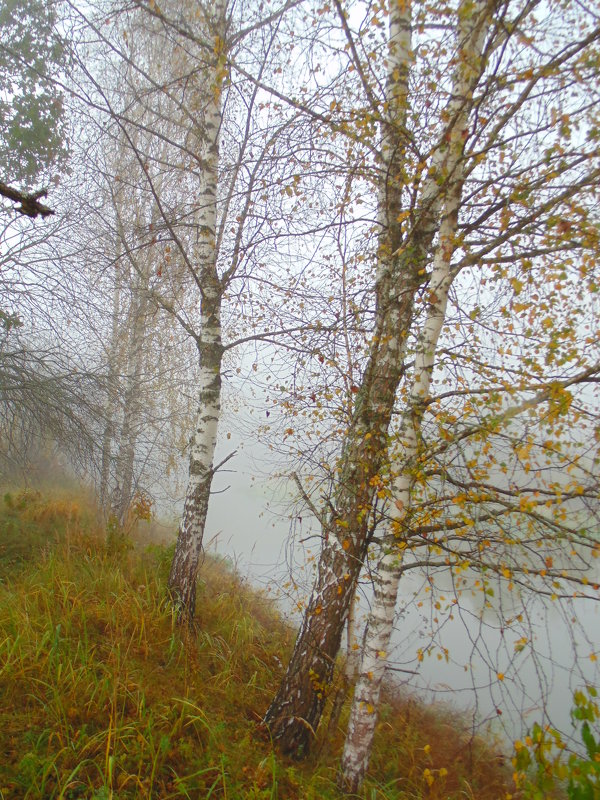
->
345, 594, 360, 680
100, 268, 122, 514
264, 0, 419, 757
167, 0, 227, 623
102, 120, 153, 522
339, 1, 492, 790
339, 200, 456, 793
266, 0, 489, 759
113, 281, 150, 525
375, 0, 412, 288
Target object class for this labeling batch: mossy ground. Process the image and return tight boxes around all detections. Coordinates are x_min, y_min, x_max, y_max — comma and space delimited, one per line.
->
0, 489, 513, 799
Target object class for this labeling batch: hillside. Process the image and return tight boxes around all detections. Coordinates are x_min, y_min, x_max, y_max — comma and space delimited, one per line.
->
0, 490, 513, 799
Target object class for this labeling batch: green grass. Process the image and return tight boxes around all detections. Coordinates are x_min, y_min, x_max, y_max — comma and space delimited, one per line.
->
0, 489, 95, 569
0, 489, 514, 799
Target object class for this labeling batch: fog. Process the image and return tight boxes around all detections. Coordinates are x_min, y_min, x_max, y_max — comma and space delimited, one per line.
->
202, 420, 599, 751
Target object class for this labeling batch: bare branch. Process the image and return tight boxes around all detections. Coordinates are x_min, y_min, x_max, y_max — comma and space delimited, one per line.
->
0, 182, 54, 219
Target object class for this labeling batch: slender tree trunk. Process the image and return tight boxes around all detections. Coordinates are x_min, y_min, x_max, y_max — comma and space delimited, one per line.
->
345, 593, 359, 681
339, 2, 492, 790
167, 283, 224, 622
263, 0, 416, 758
262, 199, 429, 758
100, 272, 122, 512
339, 193, 458, 794
101, 127, 147, 521
113, 284, 149, 525
167, 0, 227, 624
265, 0, 495, 760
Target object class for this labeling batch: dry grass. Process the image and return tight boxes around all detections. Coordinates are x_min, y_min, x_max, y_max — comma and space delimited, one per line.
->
0, 489, 514, 799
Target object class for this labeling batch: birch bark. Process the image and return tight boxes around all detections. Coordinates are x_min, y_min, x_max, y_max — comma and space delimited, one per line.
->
339, 2, 493, 790
167, 0, 228, 624
100, 138, 130, 515
101, 162, 155, 526
339, 189, 461, 795
265, 0, 496, 763
99, 267, 122, 513
264, 0, 418, 757
113, 276, 150, 525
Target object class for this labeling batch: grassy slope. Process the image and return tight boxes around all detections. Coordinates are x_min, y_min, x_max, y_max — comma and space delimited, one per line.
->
0, 490, 513, 799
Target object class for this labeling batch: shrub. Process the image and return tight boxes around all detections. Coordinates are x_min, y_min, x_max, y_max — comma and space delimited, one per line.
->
512, 686, 600, 800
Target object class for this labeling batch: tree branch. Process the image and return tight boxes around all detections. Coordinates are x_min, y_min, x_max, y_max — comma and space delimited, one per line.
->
0, 182, 54, 218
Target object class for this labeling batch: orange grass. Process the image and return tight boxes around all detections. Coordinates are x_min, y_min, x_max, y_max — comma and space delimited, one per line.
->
0, 490, 514, 799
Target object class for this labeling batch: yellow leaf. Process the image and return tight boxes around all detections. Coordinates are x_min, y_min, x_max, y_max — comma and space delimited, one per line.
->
510, 277, 524, 295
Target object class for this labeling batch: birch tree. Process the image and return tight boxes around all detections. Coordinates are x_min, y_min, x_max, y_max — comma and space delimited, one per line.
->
263, 0, 600, 762
99, 139, 178, 525
68, 0, 307, 621
263, 0, 469, 755
64, 0, 231, 616
338, 4, 492, 786
158, 0, 229, 620
1, 2, 190, 492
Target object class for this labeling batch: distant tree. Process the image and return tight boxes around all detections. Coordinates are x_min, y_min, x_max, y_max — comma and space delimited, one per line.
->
0, 325, 95, 477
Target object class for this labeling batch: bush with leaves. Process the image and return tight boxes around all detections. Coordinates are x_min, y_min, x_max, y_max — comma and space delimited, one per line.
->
513, 686, 600, 800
